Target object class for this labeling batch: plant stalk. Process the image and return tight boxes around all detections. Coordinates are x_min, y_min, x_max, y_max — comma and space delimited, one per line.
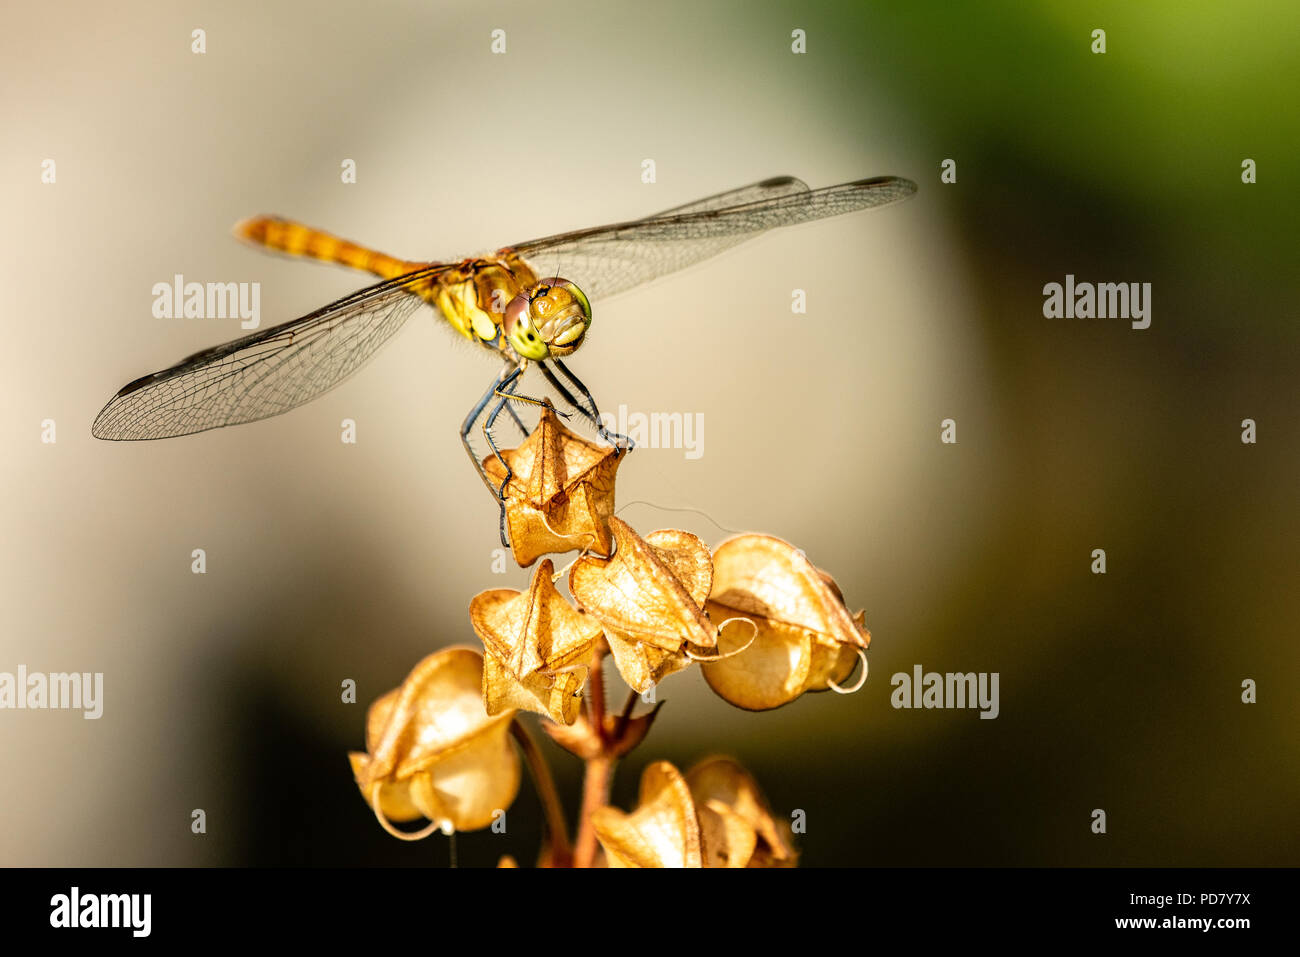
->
510, 718, 572, 867
573, 754, 613, 868
573, 647, 612, 867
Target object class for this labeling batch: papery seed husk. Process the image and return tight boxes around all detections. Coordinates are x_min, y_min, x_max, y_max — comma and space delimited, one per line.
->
591, 761, 703, 868
699, 799, 760, 868
570, 518, 715, 653
687, 756, 795, 862
700, 603, 813, 711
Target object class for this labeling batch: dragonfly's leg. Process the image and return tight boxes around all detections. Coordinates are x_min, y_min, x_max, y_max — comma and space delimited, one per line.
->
493, 376, 571, 421
462, 366, 518, 496
536, 362, 591, 423
482, 394, 516, 549
504, 397, 528, 438
544, 357, 635, 452
463, 366, 524, 548
482, 392, 515, 494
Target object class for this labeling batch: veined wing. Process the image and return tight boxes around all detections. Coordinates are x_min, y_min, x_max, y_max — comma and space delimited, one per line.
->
650, 175, 813, 217
92, 264, 453, 440
504, 175, 916, 301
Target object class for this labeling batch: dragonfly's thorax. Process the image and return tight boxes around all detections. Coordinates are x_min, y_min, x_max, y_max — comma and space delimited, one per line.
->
432, 255, 538, 354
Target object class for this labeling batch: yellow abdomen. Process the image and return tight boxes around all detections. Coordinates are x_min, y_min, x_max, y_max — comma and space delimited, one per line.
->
234, 216, 422, 282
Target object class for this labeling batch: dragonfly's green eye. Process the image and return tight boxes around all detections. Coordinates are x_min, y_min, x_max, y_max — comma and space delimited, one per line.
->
566, 282, 592, 322
504, 291, 549, 360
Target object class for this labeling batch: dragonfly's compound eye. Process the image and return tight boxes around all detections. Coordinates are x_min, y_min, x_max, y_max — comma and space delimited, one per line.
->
504, 291, 549, 360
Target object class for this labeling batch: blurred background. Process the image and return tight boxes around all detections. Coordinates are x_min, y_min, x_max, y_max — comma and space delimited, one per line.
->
1, 0, 1296, 866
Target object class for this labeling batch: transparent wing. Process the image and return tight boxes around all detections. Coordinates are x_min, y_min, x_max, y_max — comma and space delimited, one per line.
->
650, 175, 813, 217
505, 175, 916, 300
92, 265, 451, 440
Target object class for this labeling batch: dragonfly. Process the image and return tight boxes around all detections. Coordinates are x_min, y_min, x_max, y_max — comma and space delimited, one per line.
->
92, 174, 917, 546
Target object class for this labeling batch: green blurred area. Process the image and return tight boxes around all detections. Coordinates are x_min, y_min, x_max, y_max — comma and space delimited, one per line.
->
834, 1, 1300, 322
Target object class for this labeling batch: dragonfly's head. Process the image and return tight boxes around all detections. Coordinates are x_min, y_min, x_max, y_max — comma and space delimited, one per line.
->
503, 279, 592, 360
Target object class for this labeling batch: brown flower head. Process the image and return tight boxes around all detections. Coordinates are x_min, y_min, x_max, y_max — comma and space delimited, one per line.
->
701, 534, 869, 710
484, 407, 624, 567
471, 559, 604, 725
592, 758, 794, 868
348, 647, 520, 839
569, 517, 716, 693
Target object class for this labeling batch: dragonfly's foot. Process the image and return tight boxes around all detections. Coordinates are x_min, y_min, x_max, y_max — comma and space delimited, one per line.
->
538, 396, 572, 422
598, 427, 635, 455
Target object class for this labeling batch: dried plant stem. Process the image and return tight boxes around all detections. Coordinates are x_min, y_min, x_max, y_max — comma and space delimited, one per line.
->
573, 754, 613, 868
588, 646, 608, 744
510, 718, 572, 867
573, 647, 613, 867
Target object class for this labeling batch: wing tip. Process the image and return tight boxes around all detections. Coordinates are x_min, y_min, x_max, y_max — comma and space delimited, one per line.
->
91, 377, 169, 440
90, 397, 131, 440
90, 412, 119, 441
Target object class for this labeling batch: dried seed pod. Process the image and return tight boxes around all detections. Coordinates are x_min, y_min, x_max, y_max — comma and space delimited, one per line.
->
483, 407, 624, 567
701, 534, 869, 710
591, 761, 704, 868
697, 800, 759, 869
569, 518, 715, 693
348, 647, 520, 837
593, 758, 794, 868
470, 559, 604, 725
687, 756, 797, 867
